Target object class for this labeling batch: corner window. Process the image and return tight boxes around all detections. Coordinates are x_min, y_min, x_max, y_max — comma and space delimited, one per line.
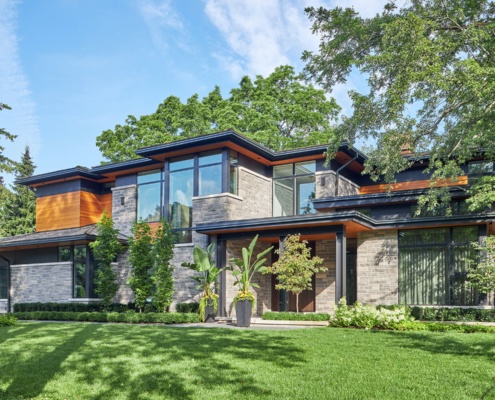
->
230, 151, 239, 195
169, 156, 194, 243
199, 151, 222, 196
273, 161, 316, 216
137, 170, 163, 222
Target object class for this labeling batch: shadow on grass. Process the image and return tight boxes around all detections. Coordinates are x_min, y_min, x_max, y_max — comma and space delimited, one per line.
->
0, 323, 306, 399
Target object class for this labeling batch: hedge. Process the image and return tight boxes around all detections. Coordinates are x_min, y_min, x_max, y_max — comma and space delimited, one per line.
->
13, 311, 200, 324
176, 302, 200, 313
262, 312, 330, 321
409, 306, 495, 322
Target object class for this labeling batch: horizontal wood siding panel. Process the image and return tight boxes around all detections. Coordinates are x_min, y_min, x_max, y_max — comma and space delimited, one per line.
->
36, 192, 81, 232
359, 176, 468, 195
80, 192, 112, 226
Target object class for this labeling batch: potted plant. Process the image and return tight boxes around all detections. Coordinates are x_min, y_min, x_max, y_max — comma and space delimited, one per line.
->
228, 235, 273, 327
181, 243, 220, 322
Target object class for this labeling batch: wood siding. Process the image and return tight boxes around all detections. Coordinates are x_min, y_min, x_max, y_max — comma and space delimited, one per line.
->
359, 176, 468, 195
36, 191, 112, 232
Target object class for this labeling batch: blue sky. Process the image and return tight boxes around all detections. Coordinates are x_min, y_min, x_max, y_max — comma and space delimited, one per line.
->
0, 0, 386, 185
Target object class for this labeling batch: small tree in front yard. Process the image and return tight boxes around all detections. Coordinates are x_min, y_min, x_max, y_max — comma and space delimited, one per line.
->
151, 221, 175, 312
89, 212, 123, 308
266, 234, 325, 313
468, 236, 495, 295
128, 221, 155, 312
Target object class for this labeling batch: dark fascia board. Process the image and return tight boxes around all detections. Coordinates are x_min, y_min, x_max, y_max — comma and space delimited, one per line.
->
313, 188, 467, 209
135, 129, 365, 163
194, 209, 494, 234
0, 233, 128, 250
90, 158, 162, 175
15, 167, 103, 186
195, 211, 375, 233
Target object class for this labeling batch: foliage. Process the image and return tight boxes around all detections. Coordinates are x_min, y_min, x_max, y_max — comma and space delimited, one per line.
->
265, 234, 325, 313
410, 305, 495, 322
96, 65, 340, 162
0, 314, 17, 327
128, 221, 155, 312
151, 221, 175, 312
175, 302, 200, 314
262, 312, 330, 321
181, 243, 221, 321
304, 1, 495, 213
332, 298, 412, 329
467, 236, 495, 293
128, 220, 176, 312
0, 146, 36, 237
227, 235, 273, 306
12, 302, 161, 313
12, 311, 200, 324
0, 102, 17, 174
89, 212, 123, 308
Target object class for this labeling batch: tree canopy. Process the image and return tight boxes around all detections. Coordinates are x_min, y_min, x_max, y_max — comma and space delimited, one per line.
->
303, 1, 495, 212
96, 65, 340, 162
0, 102, 17, 174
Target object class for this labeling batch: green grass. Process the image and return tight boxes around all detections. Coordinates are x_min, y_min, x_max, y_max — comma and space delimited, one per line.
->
1, 322, 495, 399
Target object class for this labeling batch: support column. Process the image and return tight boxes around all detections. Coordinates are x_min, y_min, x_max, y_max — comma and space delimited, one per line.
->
216, 237, 227, 317
335, 226, 347, 304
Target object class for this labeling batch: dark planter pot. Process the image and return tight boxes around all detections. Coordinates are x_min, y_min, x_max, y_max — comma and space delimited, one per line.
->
204, 303, 216, 323
236, 300, 253, 327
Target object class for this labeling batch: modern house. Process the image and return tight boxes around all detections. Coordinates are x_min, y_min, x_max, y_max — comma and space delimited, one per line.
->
0, 130, 493, 314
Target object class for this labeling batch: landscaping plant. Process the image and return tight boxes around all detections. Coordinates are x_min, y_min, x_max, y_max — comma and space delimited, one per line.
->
181, 243, 221, 322
265, 234, 325, 313
151, 222, 175, 312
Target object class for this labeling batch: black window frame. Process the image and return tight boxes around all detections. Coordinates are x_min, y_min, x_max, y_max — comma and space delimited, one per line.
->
59, 245, 98, 299
137, 169, 164, 223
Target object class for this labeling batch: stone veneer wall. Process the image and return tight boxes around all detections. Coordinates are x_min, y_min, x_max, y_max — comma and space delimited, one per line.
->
315, 240, 336, 313
316, 171, 360, 199
356, 230, 399, 305
11, 262, 72, 305
111, 184, 137, 237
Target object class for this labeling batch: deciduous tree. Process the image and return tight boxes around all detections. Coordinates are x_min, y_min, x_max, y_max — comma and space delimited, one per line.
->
303, 1, 495, 213
97, 66, 340, 162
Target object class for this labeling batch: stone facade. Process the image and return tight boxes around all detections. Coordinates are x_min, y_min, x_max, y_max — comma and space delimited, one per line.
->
112, 256, 133, 304
356, 230, 399, 305
11, 262, 72, 305
315, 240, 336, 313
111, 184, 137, 237
170, 243, 201, 310
316, 171, 360, 198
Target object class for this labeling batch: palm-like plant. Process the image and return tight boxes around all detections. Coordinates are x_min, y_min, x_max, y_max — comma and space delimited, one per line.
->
181, 243, 220, 322
228, 235, 273, 305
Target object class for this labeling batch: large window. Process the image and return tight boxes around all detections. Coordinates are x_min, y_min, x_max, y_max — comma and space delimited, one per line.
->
273, 161, 316, 216
0, 264, 7, 299
169, 156, 194, 243
137, 170, 163, 222
59, 245, 97, 299
198, 151, 222, 196
399, 227, 479, 305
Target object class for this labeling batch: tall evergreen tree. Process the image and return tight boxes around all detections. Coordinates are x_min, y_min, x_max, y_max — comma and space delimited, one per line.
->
0, 146, 36, 237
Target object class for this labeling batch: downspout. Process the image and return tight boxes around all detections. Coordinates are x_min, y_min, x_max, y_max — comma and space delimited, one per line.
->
335, 153, 358, 197
0, 255, 11, 313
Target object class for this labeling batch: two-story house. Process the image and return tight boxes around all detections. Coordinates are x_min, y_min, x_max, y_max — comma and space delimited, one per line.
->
0, 130, 493, 314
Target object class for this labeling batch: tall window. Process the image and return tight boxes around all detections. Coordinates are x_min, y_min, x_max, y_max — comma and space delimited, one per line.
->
169, 156, 194, 243
0, 264, 7, 299
137, 169, 163, 222
230, 151, 239, 195
59, 245, 97, 299
273, 161, 316, 216
198, 151, 222, 196
399, 226, 479, 305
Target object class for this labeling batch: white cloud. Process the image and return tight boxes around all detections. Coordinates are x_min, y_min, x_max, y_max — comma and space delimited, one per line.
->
0, 0, 41, 180
138, 0, 189, 52
204, 0, 323, 79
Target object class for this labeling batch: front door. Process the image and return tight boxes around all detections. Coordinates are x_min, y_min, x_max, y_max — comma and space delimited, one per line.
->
270, 241, 317, 312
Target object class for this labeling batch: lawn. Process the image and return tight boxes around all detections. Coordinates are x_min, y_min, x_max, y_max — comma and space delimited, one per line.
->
1, 322, 495, 399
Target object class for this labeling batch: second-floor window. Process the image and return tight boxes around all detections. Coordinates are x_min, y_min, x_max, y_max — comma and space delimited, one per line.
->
273, 161, 316, 216
137, 170, 163, 222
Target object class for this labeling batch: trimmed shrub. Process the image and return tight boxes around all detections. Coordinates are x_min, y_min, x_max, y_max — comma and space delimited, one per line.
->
176, 302, 200, 314
12, 311, 200, 324
409, 306, 495, 322
262, 312, 330, 321
0, 314, 17, 327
